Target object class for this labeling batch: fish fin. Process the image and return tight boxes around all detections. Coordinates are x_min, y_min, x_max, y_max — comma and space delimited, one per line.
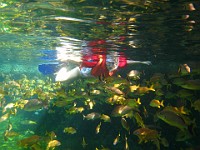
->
160, 100, 164, 107
83, 115, 85, 120
137, 98, 141, 105
150, 85, 155, 91
180, 106, 186, 114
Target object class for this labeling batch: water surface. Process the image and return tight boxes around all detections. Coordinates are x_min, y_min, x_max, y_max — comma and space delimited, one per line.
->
0, 0, 200, 150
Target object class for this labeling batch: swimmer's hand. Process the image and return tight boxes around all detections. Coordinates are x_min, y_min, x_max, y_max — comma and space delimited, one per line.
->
127, 60, 152, 65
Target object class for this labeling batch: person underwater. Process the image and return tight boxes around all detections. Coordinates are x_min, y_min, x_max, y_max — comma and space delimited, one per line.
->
38, 39, 151, 82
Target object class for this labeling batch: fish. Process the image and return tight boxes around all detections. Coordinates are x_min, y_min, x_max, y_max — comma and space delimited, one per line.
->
23, 99, 48, 111
105, 86, 124, 95
113, 133, 120, 145
121, 117, 130, 133
113, 83, 122, 88
135, 85, 155, 95
96, 122, 101, 134
149, 99, 164, 108
129, 17, 136, 22
123, 111, 134, 119
127, 70, 140, 80
178, 64, 190, 75
46, 131, 57, 141
100, 114, 111, 122
180, 79, 200, 90
18, 135, 41, 148
163, 105, 188, 115
7, 123, 13, 131
4, 130, 20, 141
133, 127, 160, 143
157, 110, 188, 131
8, 80, 21, 87
0, 112, 10, 122
2, 103, 15, 113
107, 95, 126, 104
83, 112, 101, 120
111, 105, 133, 117
63, 127, 77, 134
173, 78, 200, 90
46, 140, 61, 150
82, 137, 87, 149
68, 106, 85, 114
15, 99, 29, 109
21, 120, 37, 125
85, 99, 95, 109
90, 89, 101, 95
129, 85, 139, 92
126, 98, 141, 108
124, 135, 129, 150
133, 127, 160, 149
133, 112, 145, 128
96, 146, 110, 150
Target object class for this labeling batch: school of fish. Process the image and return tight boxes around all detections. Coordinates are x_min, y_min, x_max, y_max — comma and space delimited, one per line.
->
0, 63, 200, 149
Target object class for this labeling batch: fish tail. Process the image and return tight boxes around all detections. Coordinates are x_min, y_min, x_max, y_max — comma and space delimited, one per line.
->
137, 98, 141, 105
150, 85, 155, 91
83, 115, 85, 120
180, 106, 186, 114
160, 100, 164, 107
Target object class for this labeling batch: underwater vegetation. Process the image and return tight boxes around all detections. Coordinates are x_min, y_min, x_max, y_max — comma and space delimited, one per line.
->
0, 63, 200, 150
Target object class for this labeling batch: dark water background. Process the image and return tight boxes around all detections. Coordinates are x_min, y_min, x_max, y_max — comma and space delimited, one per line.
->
0, 0, 200, 150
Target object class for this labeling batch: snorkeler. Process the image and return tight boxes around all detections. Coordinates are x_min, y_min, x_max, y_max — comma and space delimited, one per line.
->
38, 39, 151, 82
54, 39, 151, 82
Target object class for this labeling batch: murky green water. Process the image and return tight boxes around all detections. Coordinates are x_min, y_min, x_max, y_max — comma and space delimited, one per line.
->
0, 0, 200, 150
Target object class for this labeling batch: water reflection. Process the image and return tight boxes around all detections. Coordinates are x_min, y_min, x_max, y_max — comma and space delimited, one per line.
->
3, 0, 196, 73
54, 37, 151, 82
